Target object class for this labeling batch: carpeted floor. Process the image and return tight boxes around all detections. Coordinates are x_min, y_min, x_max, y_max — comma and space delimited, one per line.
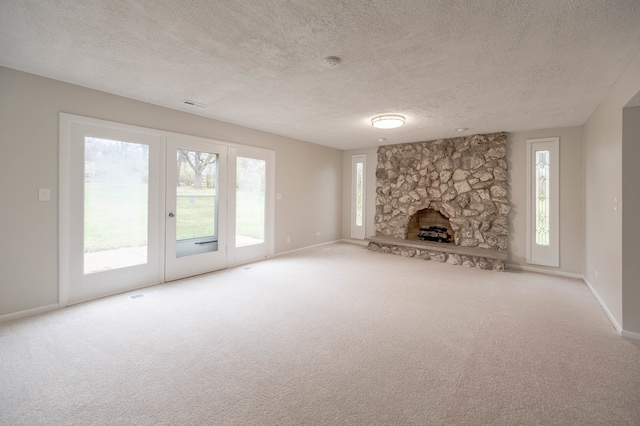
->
1, 242, 639, 425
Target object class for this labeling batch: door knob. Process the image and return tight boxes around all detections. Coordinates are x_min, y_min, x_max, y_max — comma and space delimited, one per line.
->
168, 212, 175, 218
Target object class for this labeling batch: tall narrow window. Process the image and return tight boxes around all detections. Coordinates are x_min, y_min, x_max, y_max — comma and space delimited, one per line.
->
351, 155, 366, 239
527, 137, 559, 267
535, 150, 550, 246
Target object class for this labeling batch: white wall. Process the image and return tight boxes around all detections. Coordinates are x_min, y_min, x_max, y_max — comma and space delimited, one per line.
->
508, 127, 584, 275
583, 50, 640, 335
0, 67, 343, 318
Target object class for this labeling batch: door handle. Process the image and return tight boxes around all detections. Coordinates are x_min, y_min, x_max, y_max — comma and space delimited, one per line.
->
168, 212, 175, 218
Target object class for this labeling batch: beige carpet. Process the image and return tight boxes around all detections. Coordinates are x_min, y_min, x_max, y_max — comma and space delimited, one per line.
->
1, 242, 639, 425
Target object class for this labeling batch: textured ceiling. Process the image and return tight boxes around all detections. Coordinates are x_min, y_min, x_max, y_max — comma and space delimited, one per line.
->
1, 1, 640, 150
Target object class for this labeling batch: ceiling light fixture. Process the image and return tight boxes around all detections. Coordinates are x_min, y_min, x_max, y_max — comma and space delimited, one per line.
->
455, 127, 469, 132
371, 114, 405, 129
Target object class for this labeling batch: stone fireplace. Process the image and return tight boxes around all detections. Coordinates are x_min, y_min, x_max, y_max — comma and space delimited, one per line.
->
367, 132, 509, 270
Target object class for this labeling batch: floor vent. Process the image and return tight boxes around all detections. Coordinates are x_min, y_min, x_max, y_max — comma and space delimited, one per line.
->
128, 290, 158, 300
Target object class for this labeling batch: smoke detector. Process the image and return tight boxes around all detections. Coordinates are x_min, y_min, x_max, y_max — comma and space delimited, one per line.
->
324, 56, 342, 67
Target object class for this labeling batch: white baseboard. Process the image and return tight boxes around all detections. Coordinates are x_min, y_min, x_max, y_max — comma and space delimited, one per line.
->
507, 264, 640, 340
340, 238, 369, 247
0, 303, 60, 324
582, 276, 623, 335
507, 263, 583, 279
275, 239, 343, 257
621, 330, 640, 340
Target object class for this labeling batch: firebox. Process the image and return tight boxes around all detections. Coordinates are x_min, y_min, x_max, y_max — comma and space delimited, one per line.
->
406, 208, 454, 243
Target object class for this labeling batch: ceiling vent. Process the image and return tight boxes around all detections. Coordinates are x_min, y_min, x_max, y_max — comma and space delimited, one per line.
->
182, 99, 208, 108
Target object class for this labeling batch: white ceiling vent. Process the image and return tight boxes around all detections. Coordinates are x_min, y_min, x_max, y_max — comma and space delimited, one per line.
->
182, 99, 208, 108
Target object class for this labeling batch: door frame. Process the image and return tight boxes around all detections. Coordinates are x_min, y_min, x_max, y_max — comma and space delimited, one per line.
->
59, 113, 276, 306
227, 145, 276, 267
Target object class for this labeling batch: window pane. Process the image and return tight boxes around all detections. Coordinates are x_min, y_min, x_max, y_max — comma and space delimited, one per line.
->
84, 137, 148, 274
236, 157, 266, 247
535, 150, 550, 246
175, 149, 218, 258
356, 162, 364, 226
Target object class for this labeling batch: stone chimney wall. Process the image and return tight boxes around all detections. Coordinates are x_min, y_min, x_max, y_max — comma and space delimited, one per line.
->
375, 132, 509, 251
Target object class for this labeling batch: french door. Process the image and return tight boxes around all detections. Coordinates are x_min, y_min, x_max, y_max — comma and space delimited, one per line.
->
60, 114, 274, 305
62, 118, 164, 304
165, 136, 227, 282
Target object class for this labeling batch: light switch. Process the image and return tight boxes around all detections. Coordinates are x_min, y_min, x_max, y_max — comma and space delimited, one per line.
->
38, 188, 51, 202
613, 196, 618, 211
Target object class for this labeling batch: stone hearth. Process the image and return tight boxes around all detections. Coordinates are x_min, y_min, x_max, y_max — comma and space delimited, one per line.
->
367, 132, 509, 271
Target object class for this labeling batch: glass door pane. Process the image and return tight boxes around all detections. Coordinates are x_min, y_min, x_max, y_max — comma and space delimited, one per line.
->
84, 137, 149, 274
235, 157, 266, 247
175, 149, 219, 257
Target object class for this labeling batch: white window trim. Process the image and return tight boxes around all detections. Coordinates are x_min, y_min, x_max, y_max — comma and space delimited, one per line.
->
350, 154, 366, 239
526, 137, 559, 267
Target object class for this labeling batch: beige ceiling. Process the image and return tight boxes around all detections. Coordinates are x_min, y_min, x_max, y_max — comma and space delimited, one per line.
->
2, 1, 640, 150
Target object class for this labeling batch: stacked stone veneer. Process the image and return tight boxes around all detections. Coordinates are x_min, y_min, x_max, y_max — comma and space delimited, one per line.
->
369, 132, 509, 270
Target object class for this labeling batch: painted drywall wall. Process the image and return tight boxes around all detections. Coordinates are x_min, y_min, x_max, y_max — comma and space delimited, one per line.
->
622, 105, 640, 334
342, 147, 377, 240
508, 127, 584, 275
0, 67, 343, 317
583, 49, 640, 333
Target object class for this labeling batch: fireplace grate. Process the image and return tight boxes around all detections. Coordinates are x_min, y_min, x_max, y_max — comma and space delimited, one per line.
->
418, 226, 451, 243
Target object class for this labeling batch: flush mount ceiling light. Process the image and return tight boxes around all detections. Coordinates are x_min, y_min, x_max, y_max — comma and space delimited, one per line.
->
371, 114, 405, 129
455, 127, 469, 132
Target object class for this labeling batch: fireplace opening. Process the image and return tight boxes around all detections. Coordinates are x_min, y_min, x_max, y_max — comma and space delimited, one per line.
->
406, 208, 454, 243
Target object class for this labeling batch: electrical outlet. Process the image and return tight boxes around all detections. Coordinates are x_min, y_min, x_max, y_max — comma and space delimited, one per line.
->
316, 232, 321, 237
286, 236, 291, 243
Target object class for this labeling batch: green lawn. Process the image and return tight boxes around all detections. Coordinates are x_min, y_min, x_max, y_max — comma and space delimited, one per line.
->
236, 190, 265, 241
85, 181, 265, 252
84, 180, 148, 252
176, 186, 216, 240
